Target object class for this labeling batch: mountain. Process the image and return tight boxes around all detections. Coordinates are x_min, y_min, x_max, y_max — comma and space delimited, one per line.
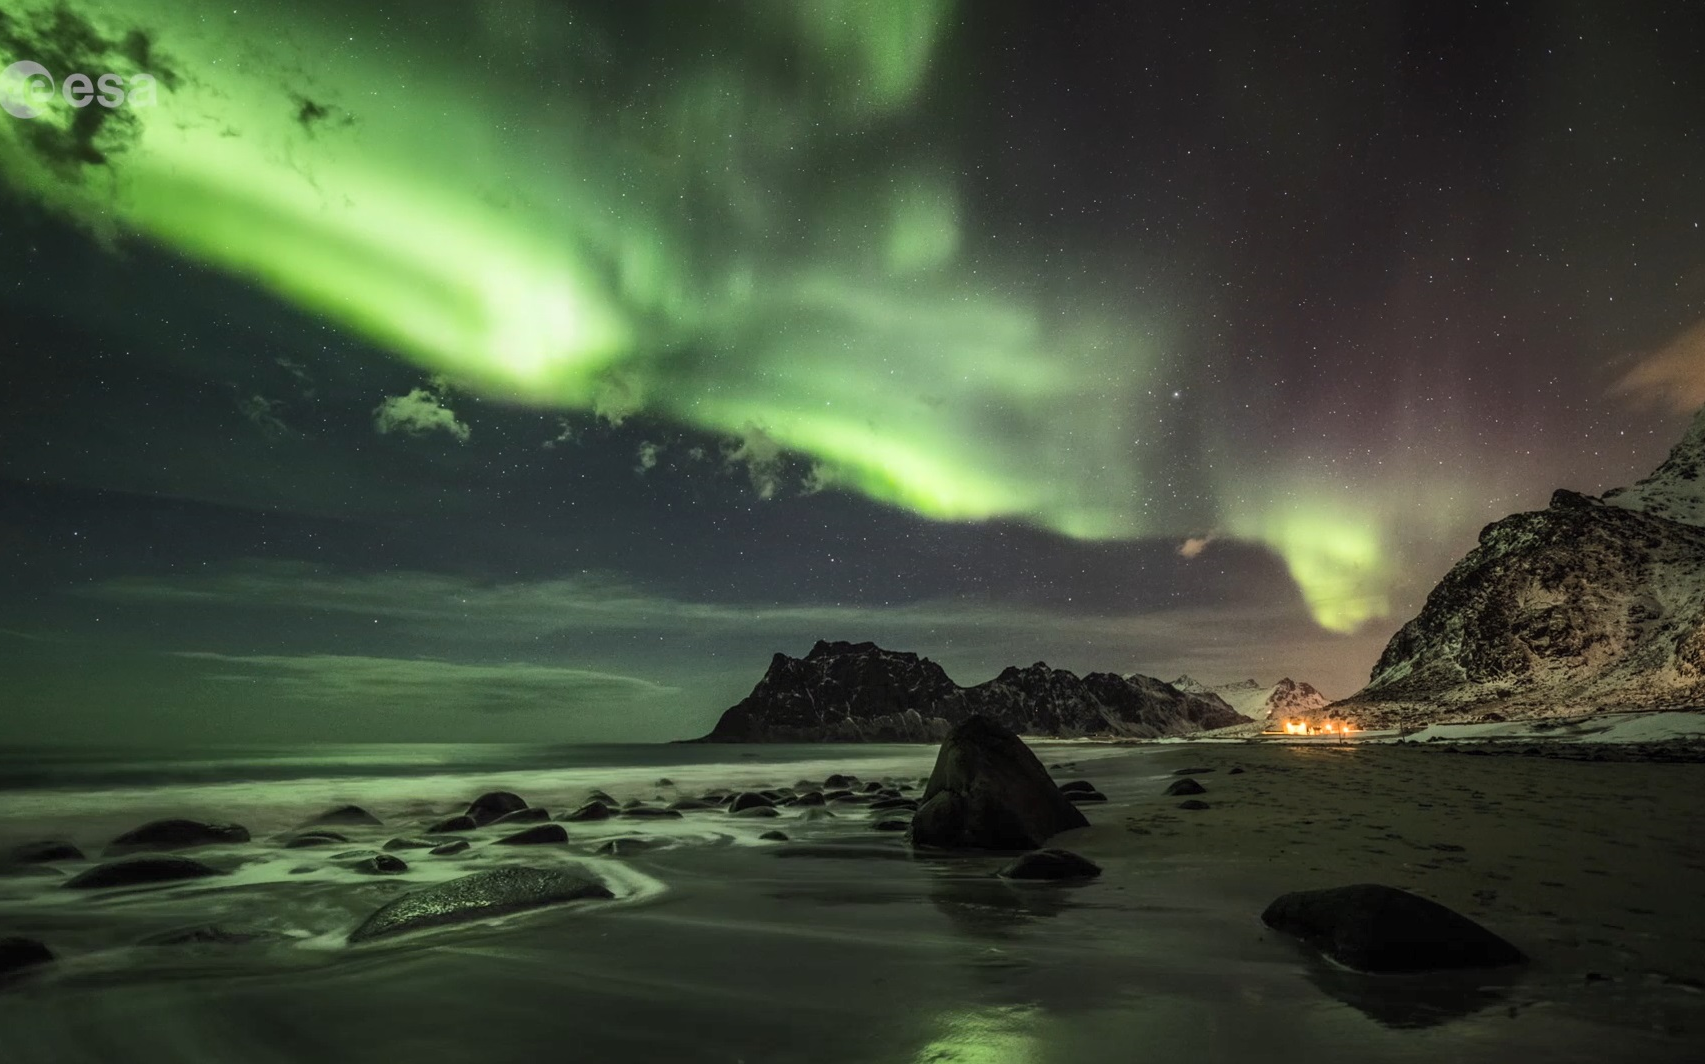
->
1167, 675, 1331, 725
1340, 406, 1705, 728
694, 640, 1247, 742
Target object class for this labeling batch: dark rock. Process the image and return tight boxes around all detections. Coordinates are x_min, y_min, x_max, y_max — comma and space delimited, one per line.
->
1173, 767, 1213, 775
823, 774, 856, 789
731, 806, 780, 818
1065, 790, 1107, 803
103, 819, 249, 857
429, 815, 478, 833
1164, 778, 1207, 796
597, 837, 658, 857
465, 792, 528, 826
998, 848, 1103, 880
347, 866, 612, 943
65, 856, 223, 889
729, 792, 775, 813
908, 716, 1090, 850
136, 926, 286, 947
584, 789, 618, 806
797, 807, 837, 821
1261, 883, 1526, 972
1178, 799, 1210, 810
355, 855, 408, 875
872, 819, 911, 832
759, 830, 789, 841
863, 781, 884, 793
1057, 780, 1099, 794
284, 831, 348, 849
620, 798, 645, 810
655, 778, 675, 787
791, 792, 826, 807
490, 807, 551, 827
8, 840, 83, 864
823, 789, 854, 801
0, 937, 53, 980
667, 798, 715, 810
621, 807, 684, 820
558, 801, 613, 822
302, 805, 382, 828
870, 797, 919, 811
383, 836, 443, 852
1228, 766, 1246, 775
429, 840, 470, 856
494, 824, 569, 846
793, 779, 819, 790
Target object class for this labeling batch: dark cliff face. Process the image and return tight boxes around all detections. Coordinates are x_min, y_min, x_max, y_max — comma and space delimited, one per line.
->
696, 641, 1247, 742
1342, 416, 1705, 727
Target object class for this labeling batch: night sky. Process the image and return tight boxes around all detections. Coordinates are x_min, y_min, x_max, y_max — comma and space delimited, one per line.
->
2, 0, 1702, 743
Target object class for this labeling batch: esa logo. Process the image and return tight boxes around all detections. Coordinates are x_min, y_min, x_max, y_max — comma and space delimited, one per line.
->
1, 60, 158, 120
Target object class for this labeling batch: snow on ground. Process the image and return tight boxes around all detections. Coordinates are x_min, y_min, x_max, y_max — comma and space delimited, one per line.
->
1394, 710, 1705, 745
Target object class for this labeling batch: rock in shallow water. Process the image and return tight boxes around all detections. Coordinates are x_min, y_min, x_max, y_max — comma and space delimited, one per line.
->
103, 820, 250, 857
998, 848, 1103, 880
355, 854, 408, 875
1261, 883, 1526, 972
465, 792, 529, 826
8, 840, 83, 864
1164, 778, 1206, 796
347, 866, 612, 943
429, 815, 478, 833
495, 824, 569, 846
491, 807, 552, 827
729, 792, 774, 812
908, 716, 1089, 851
558, 802, 612, 823
621, 807, 684, 820
65, 855, 224, 890
302, 805, 383, 828
285, 831, 348, 849
0, 937, 53, 979
429, 840, 470, 856
1178, 799, 1210, 810
136, 926, 288, 947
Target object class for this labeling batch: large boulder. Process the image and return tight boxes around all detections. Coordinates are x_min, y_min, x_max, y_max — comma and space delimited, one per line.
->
908, 716, 1090, 850
464, 792, 528, 826
64, 855, 224, 890
301, 805, 382, 828
1261, 883, 1525, 972
347, 866, 612, 943
103, 820, 249, 857
0, 937, 53, 980
8, 840, 83, 864
998, 848, 1102, 880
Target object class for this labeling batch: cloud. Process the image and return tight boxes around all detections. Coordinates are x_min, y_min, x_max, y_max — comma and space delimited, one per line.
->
171, 651, 676, 714
1177, 534, 1215, 559
636, 440, 663, 474
723, 424, 786, 499
373, 388, 471, 442
542, 417, 579, 450
1615, 320, 1705, 413
592, 374, 643, 427
237, 394, 291, 440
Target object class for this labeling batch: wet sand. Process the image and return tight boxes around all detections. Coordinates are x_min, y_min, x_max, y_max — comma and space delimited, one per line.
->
0, 740, 1701, 1063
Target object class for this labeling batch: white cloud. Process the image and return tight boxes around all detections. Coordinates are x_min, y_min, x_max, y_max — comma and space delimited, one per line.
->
636, 440, 663, 473
373, 388, 471, 442
1178, 534, 1215, 559
723, 423, 786, 499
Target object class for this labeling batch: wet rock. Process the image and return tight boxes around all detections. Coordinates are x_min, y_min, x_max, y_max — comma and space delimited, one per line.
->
584, 789, 618, 807
1261, 883, 1526, 972
792, 792, 826, 807
668, 799, 715, 811
863, 781, 885, 793
8, 840, 83, 864
347, 866, 612, 943
1228, 766, 1245, 775
356, 854, 408, 874
1173, 767, 1214, 775
0, 937, 53, 980
1178, 799, 1210, 810
731, 805, 780, 818
621, 807, 683, 820
872, 819, 911, 832
823, 789, 854, 801
620, 798, 645, 810
998, 848, 1103, 880
824, 774, 856, 789
759, 830, 789, 842
729, 792, 775, 813
596, 837, 658, 857
793, 779, 820, 791
490, 807, 551, 827
558, 801, 613, 822
383, 836, 444, 852
465, 792, 528, 827
797, 807, 838, 821
908, 716, 1090, 850
103, 820, 250, 857
429, 815, 478, 833
65, 855, 223, 890
870, 797, 919, 811
1164, 778, 1206, 796
655, 778, 675, 787
429, 840, 470, 856
137, 926, 286, 946
302, 805, 382, 828
1065, 790, 1107, 803
1057, 780, 1099, 795
494, 824, 569, 846
284, 831, 349, 849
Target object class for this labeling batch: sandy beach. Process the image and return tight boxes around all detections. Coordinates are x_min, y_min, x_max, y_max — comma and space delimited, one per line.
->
1, 738, 1701, 1063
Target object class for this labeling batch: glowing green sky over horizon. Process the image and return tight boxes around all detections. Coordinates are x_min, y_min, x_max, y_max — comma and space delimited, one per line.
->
0, 0, 1402, 632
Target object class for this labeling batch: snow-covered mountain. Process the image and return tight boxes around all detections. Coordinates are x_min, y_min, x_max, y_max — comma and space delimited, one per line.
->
1340, 405, 1705, 728
1167, 675, 1329, 722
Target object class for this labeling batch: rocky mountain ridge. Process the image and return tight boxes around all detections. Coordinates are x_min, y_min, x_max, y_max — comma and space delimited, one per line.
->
695, 640, 1247, 742
1169, 675, 1330, 722
1341, 406, 1705, 728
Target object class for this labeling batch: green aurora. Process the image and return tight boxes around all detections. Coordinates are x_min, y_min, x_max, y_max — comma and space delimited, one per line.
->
0, 0, 1412, 632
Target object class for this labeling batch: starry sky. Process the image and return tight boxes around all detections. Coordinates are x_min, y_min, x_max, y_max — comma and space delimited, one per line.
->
2, 0, 1702, 743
